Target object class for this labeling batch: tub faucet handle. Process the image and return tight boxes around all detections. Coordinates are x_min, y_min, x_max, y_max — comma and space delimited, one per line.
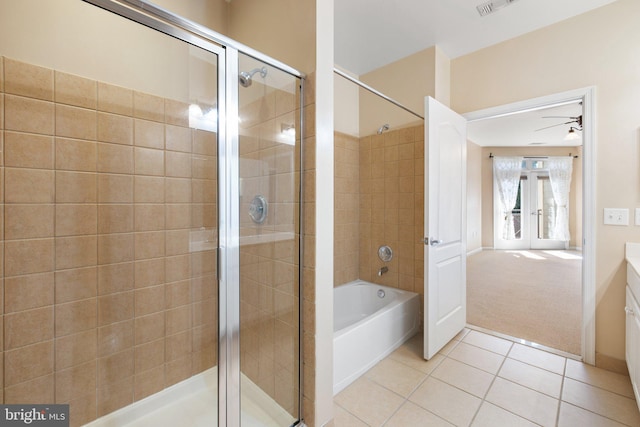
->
378, 266, 389, 276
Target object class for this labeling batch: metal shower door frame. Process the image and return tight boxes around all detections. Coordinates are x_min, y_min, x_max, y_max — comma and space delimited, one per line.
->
81, 1, 305, 426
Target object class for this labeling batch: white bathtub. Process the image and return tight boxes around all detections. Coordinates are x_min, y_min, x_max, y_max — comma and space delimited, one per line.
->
333, 280, 421, 395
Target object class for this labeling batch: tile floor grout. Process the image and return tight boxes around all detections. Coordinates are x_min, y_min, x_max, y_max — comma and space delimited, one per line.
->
467, 338, 509, 427
555, 363, 566, 427
335, 329, 640, 426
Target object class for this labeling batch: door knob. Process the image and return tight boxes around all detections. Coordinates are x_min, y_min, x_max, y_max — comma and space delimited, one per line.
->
625, 306, 635, 316
423, 237, 443, 246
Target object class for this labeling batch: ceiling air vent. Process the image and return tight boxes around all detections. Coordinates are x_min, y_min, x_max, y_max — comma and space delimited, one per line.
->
476, 0, 519, 16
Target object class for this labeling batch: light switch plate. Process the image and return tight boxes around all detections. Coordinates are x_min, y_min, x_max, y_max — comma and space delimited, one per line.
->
636, 208, 640, 226
604, 208, 629, 226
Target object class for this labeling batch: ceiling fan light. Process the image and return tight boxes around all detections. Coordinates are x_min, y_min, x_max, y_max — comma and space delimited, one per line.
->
565, 127, 581, 141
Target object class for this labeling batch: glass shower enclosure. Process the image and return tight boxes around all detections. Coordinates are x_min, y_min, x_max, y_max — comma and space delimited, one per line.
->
0, 0, 302, 426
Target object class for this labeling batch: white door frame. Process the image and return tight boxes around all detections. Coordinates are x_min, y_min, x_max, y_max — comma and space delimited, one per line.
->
464, 87, 596, 365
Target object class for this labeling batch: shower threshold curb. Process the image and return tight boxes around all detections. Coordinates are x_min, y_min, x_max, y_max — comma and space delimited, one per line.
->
84, 367, 294, 427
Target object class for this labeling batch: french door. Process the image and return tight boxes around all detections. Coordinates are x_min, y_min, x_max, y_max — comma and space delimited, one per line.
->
495, 163, 567, 250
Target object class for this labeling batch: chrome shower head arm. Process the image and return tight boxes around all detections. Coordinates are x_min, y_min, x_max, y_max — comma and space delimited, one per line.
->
238, 66, 268, 87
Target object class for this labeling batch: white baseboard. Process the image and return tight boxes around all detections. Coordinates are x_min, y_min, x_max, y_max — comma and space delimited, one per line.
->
466, 247, 483, 257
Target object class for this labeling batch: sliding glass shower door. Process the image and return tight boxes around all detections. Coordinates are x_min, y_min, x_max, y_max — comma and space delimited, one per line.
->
1, 1, 302, 426
0, 1, 222, 424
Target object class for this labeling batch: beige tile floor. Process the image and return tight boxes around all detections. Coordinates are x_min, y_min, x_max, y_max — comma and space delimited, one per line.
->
334, 329, 640, 426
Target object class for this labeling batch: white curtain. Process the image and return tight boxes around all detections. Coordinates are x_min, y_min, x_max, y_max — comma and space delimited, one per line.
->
493, 156, 523, 240
547, 157, 573, 241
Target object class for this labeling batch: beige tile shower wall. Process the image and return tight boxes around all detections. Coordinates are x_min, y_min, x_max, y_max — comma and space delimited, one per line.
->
0, 57, 218, 426
238, 80, 301, 416
334, 132, 359, 286
239, 239, 300, 415
0, 53, 4, 406
359, 125, 425, 297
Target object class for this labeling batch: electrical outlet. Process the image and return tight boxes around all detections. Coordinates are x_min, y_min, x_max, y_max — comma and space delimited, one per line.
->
604, 208, 629, 226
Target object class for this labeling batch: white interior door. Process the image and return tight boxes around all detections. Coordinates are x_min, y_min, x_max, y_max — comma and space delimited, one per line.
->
424, 97, 467, 360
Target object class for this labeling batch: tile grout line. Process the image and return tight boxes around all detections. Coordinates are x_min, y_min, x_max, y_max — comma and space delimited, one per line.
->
333, 400, 370, 426
559, 378, 640, 427
492, 342, 565, 425
563, 373, 638, 400
416, 333, 504, 426
466, 340, 513, 426
465, 324, 581, 362
334, 329, 640, 426
396, 346, 452, 426
555, 356, 568, 426
365, 335, 458, 426
380, 344, 449, 427
464, 333, 639, 426
381, 331, 502, 425
443, 334, 561, 426
467, 338, 567, 426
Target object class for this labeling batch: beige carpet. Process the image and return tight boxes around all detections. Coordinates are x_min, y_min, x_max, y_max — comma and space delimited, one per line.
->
467, 249, 582, 355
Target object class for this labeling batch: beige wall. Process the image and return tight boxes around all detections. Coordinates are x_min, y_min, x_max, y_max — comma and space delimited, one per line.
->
452, 0, 640, 362
434, 46, 451, 107
361, 47, 435, 115
476, 146, 582, 249
0, 0, 222, 104
227, 0, 316, 73
360, 48, 435, 135
358, 45, 451, 128
334, 69, 360, 137
153, 0, 228, 33
467, 141, 483, 253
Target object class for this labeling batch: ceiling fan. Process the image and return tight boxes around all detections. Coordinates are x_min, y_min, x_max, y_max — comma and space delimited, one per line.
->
535, 115, 583, 132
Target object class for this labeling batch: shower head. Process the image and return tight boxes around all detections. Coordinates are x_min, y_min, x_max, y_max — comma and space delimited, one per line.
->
377, 123, 390, 134
239, 66, 268, 87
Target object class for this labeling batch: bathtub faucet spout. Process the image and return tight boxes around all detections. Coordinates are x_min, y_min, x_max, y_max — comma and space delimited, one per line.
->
378, 266, 388, 276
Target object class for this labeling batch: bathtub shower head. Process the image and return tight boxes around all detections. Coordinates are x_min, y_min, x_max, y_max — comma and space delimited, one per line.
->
377, 123, 390, 134
239, 66, 268, 88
